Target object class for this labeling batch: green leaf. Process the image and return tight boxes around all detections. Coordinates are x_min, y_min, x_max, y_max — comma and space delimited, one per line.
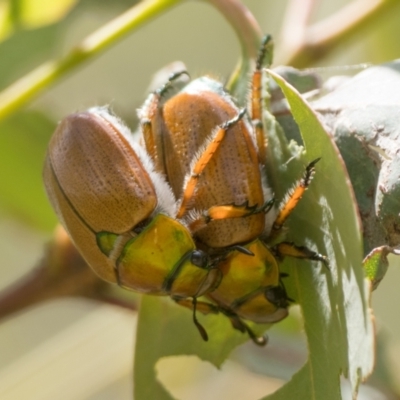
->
0, 1, 12, 40
134, 296, 270, 399
0, 23, 61, 89
312, 61, 400, 256
0, 110, 57, 230
264, 70, 374, 399
0, 1, 78, 127
363, 245, 397, 291
18, 0, 78, 28
0, 0, 78, 42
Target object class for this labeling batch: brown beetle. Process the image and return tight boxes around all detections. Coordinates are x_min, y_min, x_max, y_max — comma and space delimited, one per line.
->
138, 35, 327, 345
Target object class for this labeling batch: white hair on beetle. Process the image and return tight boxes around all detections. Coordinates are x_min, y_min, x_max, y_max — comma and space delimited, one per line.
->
136, 92, 155, 123
184, 208, 207, 233
88, 106, 178, 217
133, 142, 178, 217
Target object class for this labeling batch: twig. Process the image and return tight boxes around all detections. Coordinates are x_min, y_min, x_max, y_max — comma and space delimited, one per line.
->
0, 226, 137, 321
277, 0, 399, 67
205, 0, 262, 99
280, 0, 316, 51
0, 0, 184, 121
206, 0, 262, 60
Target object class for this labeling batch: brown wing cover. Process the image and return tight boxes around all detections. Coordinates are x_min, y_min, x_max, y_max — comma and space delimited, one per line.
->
151, 83, 265, 247
43, 155, 117, 282
43, 111, 159, 282
46, 112, 157, 234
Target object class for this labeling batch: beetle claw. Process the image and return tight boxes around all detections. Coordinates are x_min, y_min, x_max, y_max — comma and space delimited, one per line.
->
157, 70, 190, 96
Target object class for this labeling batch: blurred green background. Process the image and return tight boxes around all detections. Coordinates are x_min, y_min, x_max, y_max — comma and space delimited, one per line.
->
1, 0, 400, 398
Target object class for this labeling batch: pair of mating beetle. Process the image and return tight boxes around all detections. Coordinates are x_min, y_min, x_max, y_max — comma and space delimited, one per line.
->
44, 36, 327, 345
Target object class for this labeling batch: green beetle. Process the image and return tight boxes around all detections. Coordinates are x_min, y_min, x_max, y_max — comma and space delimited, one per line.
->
43, 107, 222, 339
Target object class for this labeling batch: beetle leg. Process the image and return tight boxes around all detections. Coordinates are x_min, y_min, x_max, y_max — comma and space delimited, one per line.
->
274, 241, 329, 270
278, 278, 295, 303
139, 71, 190, 170
156, 70, 190, 96
270, 158, 320, 240
225, 313, 268, 346
173, 297, 219, 342
176, 109, 246, 219
174, 297, 219, 314
206, 197, 274, 220
186, 198, 275, 233
251, 34, 273, 165
192, 297, 209, 341
174, 297, 267, 345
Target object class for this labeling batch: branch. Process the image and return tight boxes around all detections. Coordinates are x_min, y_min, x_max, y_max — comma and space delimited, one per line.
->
0, 226, 137, 321
279, 0, 316, 51
0, 0, 184, 121
276, 0, 399, 67
205, 0, 262, 99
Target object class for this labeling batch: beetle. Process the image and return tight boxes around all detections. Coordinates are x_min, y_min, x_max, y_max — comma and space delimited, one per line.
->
44, 35, 327, 345
138, 35, 328, 345
43, 107, 225, 339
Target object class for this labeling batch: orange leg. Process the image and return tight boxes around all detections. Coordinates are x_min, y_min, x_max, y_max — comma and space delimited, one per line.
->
270, 158, 320, 240
140, 71, 190, 168
186, 198, 274, 234
251, 34, 273, 165
176, 109, 246, 218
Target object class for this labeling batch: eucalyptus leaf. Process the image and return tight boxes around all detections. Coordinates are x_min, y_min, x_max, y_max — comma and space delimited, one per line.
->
134, 282, 276, 397
264, 70, 374, 400
134, 295, 273, 399
363, 245, 399, 291
16, 0, 78, 29
312, 61, 400, 255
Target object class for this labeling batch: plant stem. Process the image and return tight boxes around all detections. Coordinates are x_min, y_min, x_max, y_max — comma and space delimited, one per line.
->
0, 226, 138, 321
279, 0, 316, 54
206, 0, 262, 61
277, 0, 399, 67
0, 0, 184, 121
204, 0, 262, 100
